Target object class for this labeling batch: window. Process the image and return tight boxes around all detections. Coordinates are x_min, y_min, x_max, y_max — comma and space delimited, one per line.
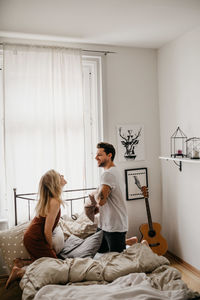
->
65, 56, 103, 216
82, 56, 103, 188
0, 45, 6, 222
0, 48, 103, 224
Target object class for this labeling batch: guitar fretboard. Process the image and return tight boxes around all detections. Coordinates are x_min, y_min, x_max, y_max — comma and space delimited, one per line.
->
145, 197, 153, 231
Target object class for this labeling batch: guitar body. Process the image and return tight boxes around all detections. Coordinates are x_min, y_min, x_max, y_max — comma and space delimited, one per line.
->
139, 222, 168, 256
133, 180, 168, 256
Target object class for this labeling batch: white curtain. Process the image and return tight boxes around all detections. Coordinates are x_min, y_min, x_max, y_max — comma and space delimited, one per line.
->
0, 45, 85, 226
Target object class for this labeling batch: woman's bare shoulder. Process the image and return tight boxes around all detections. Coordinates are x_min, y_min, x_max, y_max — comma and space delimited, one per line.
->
49, 197, 60, 208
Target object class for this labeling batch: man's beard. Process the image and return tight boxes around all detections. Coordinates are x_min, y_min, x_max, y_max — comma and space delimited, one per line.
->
98, 160, 106, 167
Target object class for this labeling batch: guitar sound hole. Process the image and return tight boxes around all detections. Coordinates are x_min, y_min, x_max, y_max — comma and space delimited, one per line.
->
148, 230, 156, 237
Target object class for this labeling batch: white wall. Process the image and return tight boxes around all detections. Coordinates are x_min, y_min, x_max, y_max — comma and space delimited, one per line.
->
103, 46, 161, 239
158, 27, 200, 270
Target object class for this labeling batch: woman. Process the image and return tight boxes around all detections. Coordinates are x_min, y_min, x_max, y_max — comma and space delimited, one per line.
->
6, 169, 67, 288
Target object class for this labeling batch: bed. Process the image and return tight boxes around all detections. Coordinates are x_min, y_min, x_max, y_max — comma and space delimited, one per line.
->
0, 188, 200, 300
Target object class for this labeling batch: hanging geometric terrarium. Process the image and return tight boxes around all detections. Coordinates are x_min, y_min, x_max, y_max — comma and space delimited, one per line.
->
170, 127, 187, 158
186, 137, 200, 159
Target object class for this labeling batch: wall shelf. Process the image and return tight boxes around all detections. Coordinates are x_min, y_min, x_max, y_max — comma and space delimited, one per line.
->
159, 156, 200, 171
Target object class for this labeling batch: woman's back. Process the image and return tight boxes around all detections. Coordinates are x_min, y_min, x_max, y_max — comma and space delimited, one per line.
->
23, 209, 61, 259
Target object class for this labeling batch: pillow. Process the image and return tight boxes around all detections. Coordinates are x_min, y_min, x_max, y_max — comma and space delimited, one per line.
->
59, 212, 97, 240
58, 234, 84, 255
59, 230, 103, 259
52, 225, 65, 254
0, 222, 31, 271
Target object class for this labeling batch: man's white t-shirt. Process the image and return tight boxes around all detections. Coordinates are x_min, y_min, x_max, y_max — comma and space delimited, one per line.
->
98, 166, 128, 232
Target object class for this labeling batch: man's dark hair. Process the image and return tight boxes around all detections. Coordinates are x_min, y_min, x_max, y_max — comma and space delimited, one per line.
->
97, 142, 116, 161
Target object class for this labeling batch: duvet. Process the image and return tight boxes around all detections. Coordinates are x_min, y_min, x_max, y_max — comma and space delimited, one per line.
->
20, 243, 199, 300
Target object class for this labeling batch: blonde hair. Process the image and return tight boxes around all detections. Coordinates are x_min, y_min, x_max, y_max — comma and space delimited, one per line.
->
35, 169, 64, 217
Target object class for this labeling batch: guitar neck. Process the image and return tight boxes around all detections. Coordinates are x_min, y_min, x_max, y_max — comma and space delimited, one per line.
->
145, 197, 153, 231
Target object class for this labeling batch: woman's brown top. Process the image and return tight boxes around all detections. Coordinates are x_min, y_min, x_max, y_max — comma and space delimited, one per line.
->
23, 209, 61, 260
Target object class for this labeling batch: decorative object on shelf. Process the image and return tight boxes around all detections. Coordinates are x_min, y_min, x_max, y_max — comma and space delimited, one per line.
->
186, 137, 200, 159
117, 124, 145, 162
170, 126, 187, 158
125, 168, 148, 200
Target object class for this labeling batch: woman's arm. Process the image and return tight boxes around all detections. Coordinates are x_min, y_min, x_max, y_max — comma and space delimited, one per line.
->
44, 198, 60, 249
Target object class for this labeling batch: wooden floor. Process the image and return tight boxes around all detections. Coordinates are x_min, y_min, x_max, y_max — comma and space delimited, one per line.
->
165, 252, 200, 294
0, 276, 22, 300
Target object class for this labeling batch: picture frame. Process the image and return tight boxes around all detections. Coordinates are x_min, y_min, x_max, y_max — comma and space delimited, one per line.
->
117, 124, 145, 162
125, 167, 148, 200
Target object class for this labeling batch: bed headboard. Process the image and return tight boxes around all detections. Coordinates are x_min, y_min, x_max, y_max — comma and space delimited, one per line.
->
13, 187, 96, 225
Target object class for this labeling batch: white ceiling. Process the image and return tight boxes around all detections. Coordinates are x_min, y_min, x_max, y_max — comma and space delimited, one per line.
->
0, 0, 200, 48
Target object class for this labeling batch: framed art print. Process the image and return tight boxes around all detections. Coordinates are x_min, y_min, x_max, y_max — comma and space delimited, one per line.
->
117, 124, 145, 162
125, 167, 148, 200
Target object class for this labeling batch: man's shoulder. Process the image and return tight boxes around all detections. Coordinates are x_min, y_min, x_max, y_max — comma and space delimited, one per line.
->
105, 166, 121, 177
103, 167, 118, 177
101, 167, 119, 185
101, 168, 115, 181
104, 166, 118, 173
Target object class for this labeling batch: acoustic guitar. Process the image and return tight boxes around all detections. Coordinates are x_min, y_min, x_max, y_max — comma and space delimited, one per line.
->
134, 176, 168, 256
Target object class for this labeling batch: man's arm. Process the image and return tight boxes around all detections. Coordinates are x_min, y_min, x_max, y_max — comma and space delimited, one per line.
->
96, 184, 111, 206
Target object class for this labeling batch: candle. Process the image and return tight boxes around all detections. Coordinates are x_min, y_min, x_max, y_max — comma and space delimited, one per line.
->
192, 150, 199, 158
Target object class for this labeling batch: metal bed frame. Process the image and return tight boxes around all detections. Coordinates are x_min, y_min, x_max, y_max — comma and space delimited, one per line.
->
13, 187, 96, 226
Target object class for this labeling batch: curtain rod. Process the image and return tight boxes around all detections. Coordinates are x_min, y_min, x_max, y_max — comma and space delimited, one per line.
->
0, 42, 116, 55
82, 49, 115, 55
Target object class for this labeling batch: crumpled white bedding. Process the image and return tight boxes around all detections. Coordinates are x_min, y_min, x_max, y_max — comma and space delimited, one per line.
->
34, 272, 192, 300
19, 243, 199, 300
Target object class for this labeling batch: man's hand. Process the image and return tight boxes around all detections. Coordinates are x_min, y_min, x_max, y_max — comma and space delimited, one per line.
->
141, 186, 149, 198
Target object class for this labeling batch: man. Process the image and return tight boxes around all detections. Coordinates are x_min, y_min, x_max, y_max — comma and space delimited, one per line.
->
91, 142, 128, 253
